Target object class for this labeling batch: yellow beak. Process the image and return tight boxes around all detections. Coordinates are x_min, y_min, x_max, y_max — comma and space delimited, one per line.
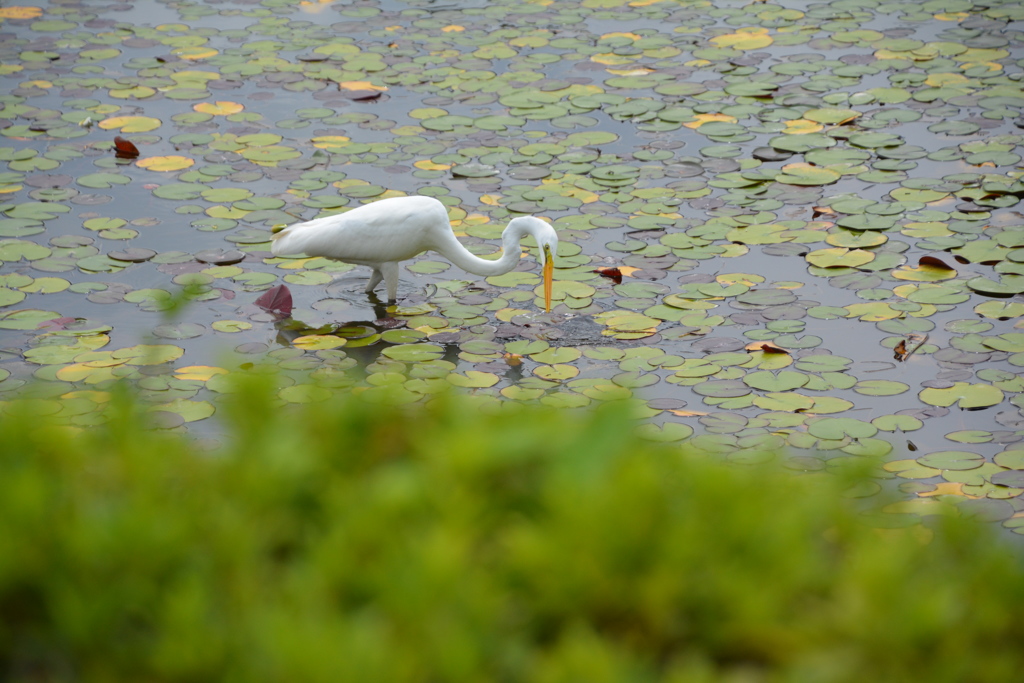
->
543, 245, 553, 313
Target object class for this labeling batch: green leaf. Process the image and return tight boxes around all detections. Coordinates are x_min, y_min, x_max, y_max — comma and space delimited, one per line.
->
919, 383, 1004, 410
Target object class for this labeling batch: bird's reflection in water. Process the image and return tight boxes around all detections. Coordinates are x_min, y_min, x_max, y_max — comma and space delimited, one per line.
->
265, 282, 537, 381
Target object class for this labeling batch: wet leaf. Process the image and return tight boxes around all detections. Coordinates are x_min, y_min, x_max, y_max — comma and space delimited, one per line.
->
293, 335, 346, 350
447, 371, 499, 389
917, 451, 985, 471
382, 344, 444, 362
98, 116, 161, 133
919, 383, 1004, 410
193, 102, 244, 116
113, 137, 140, 160
255, 285, 292, 317
137, 156, 195, 172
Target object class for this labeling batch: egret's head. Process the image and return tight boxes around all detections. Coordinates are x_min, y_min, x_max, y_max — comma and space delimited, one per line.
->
537, 223, 558, 269
509, 217, 558, 264
518, 217, 558, 312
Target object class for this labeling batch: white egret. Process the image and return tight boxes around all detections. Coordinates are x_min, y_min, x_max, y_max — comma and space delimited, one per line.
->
271, 195, 558, 311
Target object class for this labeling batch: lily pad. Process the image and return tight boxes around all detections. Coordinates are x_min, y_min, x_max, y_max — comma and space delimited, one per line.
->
919, 383, 1004, 410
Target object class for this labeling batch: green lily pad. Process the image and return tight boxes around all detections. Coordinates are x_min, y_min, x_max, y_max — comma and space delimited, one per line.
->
919, 383, 1004, 410
853, 380, 910, 396
917, 451, 985, 471
776, 164, 841, 186
967, 275, 1024, 296
742, 370, 808, 392
381, 344, 444, 362
806, 248, 875, 269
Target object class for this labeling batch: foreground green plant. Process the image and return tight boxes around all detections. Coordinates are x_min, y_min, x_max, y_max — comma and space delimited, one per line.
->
0, 377, 1021, 683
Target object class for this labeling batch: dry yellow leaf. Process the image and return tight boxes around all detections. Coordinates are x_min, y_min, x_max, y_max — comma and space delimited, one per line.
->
0, 6, 43, 18
590, 53, 637, 66
311, 136, 351, 149
193, 101, 244, 116
136, 156, 195, 172
98, 116, 162, 133
783, 119, 823, 134
299, 0, 336, 11
414, 160, 451, 171
606, 67, 654, 76
174, 47, 218, 60
710, 27, 773, 50
683, 113, 737, 129
175, 366, 230, 381
461, 213, 491, 225
338, 81, 387, 91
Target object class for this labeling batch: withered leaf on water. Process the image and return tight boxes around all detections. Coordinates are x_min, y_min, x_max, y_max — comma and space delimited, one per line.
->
595, 267, 623, 284
255, 284, 293, 317
918, 255, 955, 271
746, 342, 790, 355
113, 136, 140, 159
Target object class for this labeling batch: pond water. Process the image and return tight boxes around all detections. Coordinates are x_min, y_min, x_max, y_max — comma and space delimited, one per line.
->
2, 0, 1024, 529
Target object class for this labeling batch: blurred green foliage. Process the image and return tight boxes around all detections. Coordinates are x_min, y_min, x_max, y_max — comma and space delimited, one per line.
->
0, 376, 1022, 682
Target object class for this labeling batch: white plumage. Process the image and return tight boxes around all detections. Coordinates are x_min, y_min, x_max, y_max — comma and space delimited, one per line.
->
271, 196, 558, 309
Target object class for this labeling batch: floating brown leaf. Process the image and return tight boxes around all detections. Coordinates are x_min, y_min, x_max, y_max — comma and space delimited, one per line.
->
255, 284, 293, 317
113, 136, 140, 159
745, 342, 790, 355
918, 255, 955, 271
893, 339, 908, 361
37, 317, 77, 331
595, 266, 623, 284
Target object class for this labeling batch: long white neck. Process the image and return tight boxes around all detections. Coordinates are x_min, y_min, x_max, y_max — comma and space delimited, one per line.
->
432, 219, 537, 277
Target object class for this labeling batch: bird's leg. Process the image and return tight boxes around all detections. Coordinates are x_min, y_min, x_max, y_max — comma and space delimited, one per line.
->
365, 268, 383, 294
382, 261, 399, 304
